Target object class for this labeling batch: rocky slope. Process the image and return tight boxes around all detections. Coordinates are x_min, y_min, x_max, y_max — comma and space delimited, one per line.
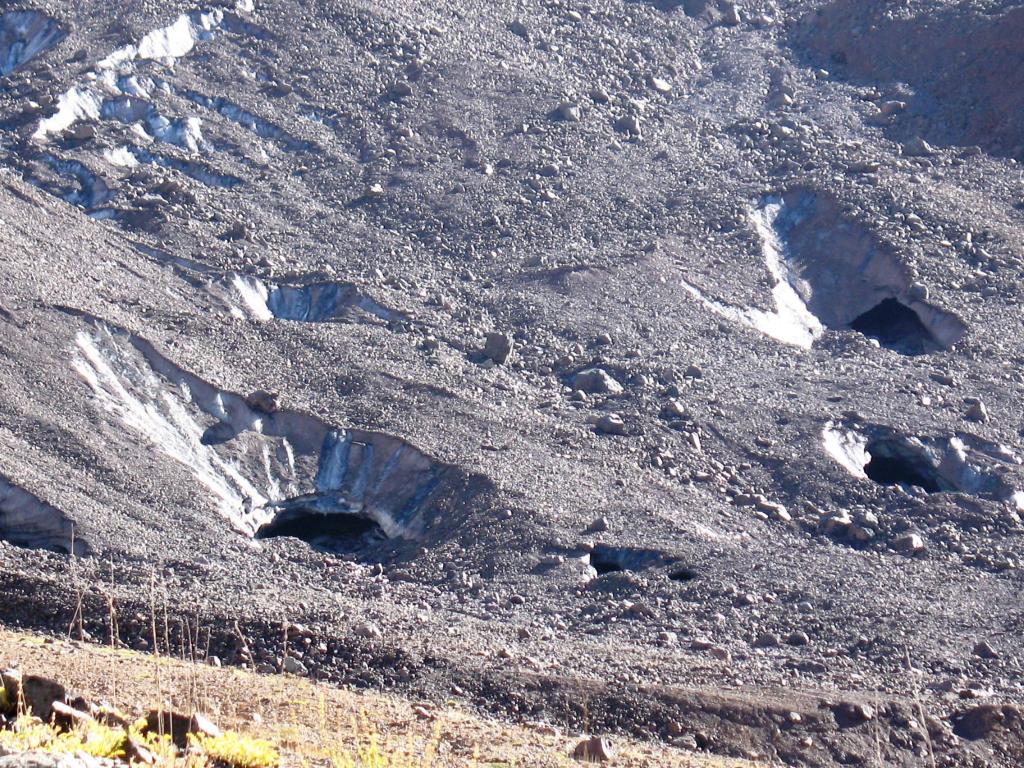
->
0, 0, 1023, 765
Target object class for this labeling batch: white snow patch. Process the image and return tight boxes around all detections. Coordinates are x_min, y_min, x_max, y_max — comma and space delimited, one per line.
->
35, 6, 235, 142
35, 87, 103, 138
822, 424, 870, 479
229, 273, 273, 321
0, 10, 66, 76
103, 146, 139, 167
681, 197, 824, 349
73, 328, 272, 535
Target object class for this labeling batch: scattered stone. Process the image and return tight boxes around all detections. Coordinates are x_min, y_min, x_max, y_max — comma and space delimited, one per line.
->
973, 640, 999, 660
51, 701, 94, 730
483, 332, 514, 364
572, 735, 614, 762
753, 632, 780, 648
354, 622, 383, 640
833, 701, 875, 726
721, 2, 742, 25
965, 400, 989, 423
893, 533, 925, 554
648, 76, 672, 93
508, 20, 530, 40
908, 281, 929, 301
145, 709, 220, 749
709, 646, 731, 662
614, 115, 641, 136
556, 100, 581, 122
786, 631, 810, 647
952, 703, 1016, 740
245, 390, 280, 414
17, 674, 66, 724
904, 137, 936, 157
595, 414, 627, 436
573, 368, 623, 395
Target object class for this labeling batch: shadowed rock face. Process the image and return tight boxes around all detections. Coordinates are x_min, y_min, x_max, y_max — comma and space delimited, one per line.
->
797, 2, 1024, 160
72, 321, 473, 554
766, 189, 966, 354
225, 275, 405, 325
682, 189, 966, 353
823, 422, 1023, 506
0, 11, 66, 77
0, 478, 88, 555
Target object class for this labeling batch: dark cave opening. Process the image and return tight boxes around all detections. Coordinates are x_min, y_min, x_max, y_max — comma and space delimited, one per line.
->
255, 509, 384, 552
668, 566, 699, 582
849, 298, 938, 355
590, 551, 626, 575
864, 441, 944, 493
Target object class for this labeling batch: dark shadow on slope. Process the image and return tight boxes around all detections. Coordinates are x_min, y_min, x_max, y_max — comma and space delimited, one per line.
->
794, 1, 1024, 160
0, 11, 66, 77
0, 477, 90, 555
849, 298, 940, 356
763, 188, 967, 354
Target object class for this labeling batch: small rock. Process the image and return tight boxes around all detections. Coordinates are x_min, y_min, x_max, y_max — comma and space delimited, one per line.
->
245, 390, 280, 414
614, 114, 642, 136
893, 532, 925, 554
904, 137, 935, 157
952, 703, 1015, 739
508, 19, 530, 40
965, 400, 989, 423
585, 516, 610, 533
595, 414, 627, 436
556, 100, 581, 122
573, 368, 623, 395
572, 735, 614, 762
283, 656, 307, 675
973, 640, 999, 660
709, 646, 731, 662
908, 282, 929, 301
354, 622, 383, 640
787, 631, 810, 647
145, 709, 220, 749
20, 675, 66, 724
753, 632, 780, 648
483, 332, 514, 364
721, 2, 741, 25
648, 76, 672, 93
833, 701, 875, 726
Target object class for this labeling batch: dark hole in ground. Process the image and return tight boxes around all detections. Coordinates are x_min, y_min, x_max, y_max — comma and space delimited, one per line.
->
255, 509, 384, 552
589, 544, 673, 575
590, 552, 625, 575
849, 298, 938, 355
668, 566, 698, 582
864, 441, 943, 493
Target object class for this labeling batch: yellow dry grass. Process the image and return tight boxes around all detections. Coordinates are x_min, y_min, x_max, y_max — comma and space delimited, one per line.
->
0, 625, 761, 768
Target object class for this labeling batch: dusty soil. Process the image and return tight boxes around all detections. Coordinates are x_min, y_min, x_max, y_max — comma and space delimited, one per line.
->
0, 625, 758, 768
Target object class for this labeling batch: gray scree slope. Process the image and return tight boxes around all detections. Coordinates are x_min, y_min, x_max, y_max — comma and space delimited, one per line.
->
0, 0, 1023, 765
